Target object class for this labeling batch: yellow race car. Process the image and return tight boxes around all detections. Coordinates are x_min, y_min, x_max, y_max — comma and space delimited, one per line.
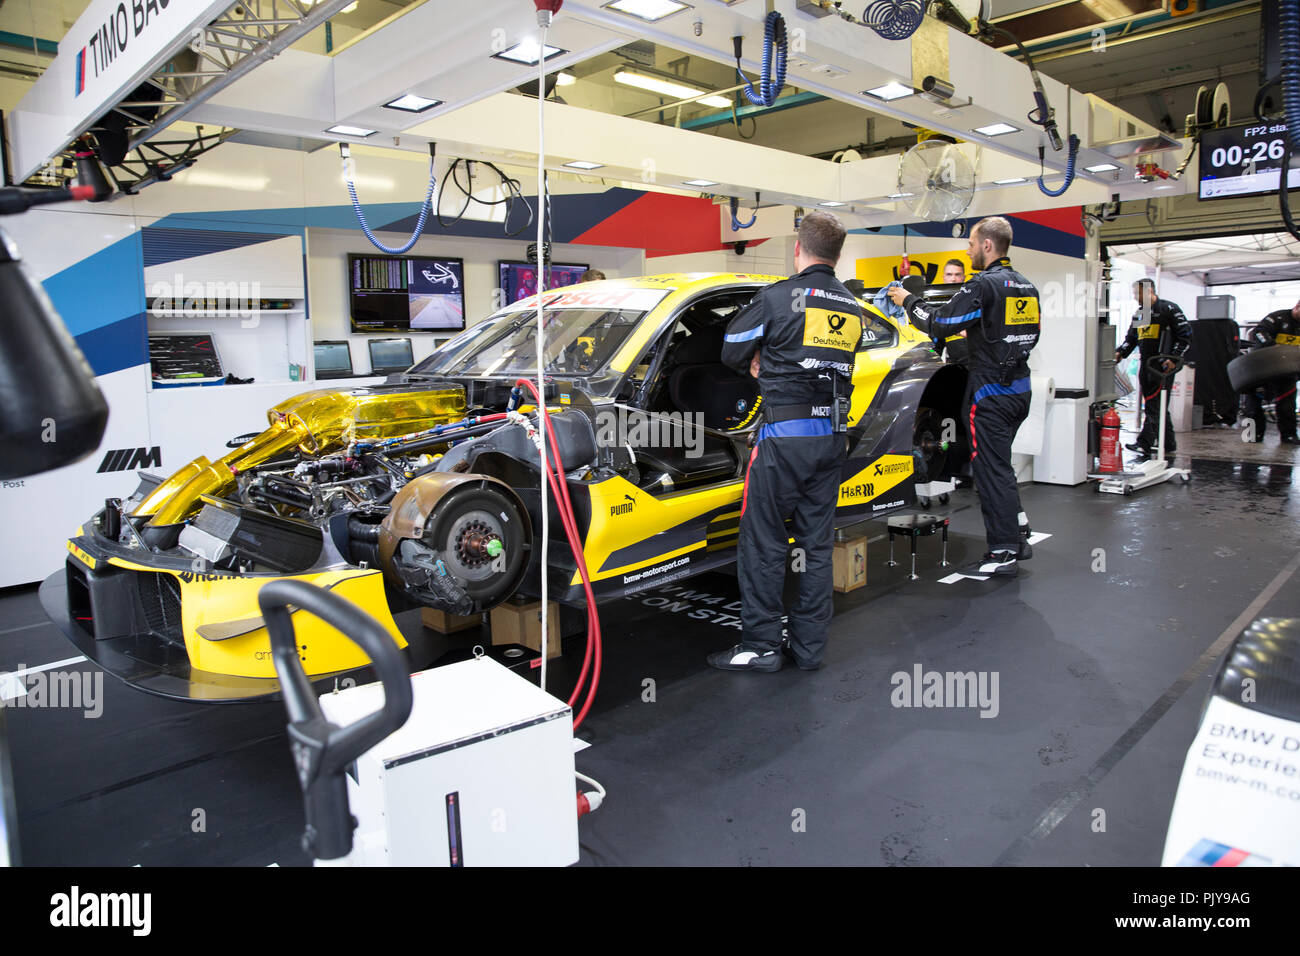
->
42, 273, 968, 700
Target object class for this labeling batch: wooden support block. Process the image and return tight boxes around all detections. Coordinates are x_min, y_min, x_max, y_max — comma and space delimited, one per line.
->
420, 607, 482, 635
489, 599, 562, 659
833, 537, 868, 593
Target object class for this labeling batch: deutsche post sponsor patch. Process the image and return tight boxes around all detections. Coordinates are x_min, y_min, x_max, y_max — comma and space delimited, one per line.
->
803, 307, 862, 351
1005, 297, 1039, 325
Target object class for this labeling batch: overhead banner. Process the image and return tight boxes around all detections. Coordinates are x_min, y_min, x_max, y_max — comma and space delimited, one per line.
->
9, 0, 232, 181
855, 250, 973, 287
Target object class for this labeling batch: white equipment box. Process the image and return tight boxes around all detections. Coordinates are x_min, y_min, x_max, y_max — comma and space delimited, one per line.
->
319, 657, 578, 867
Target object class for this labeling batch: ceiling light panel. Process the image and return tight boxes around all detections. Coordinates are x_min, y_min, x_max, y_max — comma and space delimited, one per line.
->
603, 0, 692, 22
494, 40, 566, 65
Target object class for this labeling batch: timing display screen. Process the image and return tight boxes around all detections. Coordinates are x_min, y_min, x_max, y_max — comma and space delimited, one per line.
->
348, 253, 466, 332
1199, 121, 1299, 200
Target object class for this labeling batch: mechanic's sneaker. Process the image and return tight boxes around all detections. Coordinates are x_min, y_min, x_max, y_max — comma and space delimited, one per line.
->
1125, 442, 1150, 453
780, 641, 821, 671
968, 550, 1018, 577
1018, 522, 1033, 561
707, 644, 783, 672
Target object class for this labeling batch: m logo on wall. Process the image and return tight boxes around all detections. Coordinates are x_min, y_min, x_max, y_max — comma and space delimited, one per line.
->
97, 446, 161, 473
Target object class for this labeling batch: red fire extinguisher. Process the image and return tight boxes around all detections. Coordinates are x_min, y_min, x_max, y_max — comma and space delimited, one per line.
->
1098, 406, 1121, 473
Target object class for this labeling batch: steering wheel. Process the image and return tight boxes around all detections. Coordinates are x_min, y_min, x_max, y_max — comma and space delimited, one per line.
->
258, 579, 414, 862
1145, 352, 1185, 380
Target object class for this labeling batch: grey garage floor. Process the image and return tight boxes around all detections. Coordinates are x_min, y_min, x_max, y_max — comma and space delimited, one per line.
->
1, 427, 1296, 866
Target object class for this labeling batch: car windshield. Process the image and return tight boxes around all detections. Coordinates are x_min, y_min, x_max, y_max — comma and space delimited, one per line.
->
410, 287, 671, 378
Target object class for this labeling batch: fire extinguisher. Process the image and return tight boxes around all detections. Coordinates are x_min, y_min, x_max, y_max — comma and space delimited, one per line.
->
1098, 406, 1121, 473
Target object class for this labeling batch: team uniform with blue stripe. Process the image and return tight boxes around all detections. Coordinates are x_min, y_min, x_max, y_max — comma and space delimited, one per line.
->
718, 263, 868, 667
901, 257, 1041, 554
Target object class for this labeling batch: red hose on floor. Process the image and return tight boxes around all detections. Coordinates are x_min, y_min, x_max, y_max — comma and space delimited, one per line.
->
515, 378, 602, 729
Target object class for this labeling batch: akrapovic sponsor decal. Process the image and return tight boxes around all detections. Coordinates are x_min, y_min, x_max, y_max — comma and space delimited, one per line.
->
873, 460, 911, 477
838, 454, 912, 506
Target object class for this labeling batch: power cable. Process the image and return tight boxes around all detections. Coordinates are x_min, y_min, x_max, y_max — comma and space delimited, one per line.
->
436, 158, 535, 237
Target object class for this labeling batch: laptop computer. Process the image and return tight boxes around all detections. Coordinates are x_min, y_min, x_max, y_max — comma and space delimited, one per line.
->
368, 337, 414, 376
314, 340, 355, 380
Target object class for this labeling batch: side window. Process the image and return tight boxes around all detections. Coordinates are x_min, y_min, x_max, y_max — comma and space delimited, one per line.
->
625, 288, 759, 401
860, 312, 898, 350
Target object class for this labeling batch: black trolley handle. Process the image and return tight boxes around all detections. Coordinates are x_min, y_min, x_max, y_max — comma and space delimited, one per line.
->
1145, 352, 1186, 381
258, 579, 413, 862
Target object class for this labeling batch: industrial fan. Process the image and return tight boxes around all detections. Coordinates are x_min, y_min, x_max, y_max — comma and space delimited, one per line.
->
896, 140, 976, 222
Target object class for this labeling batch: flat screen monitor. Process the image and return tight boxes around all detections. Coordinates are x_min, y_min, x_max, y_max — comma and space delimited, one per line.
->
1199, 121, 1299, 200
498, 260, 590, 305
368, 337, 414, 375
313, 340, 354, 379
349, 254, 466, 332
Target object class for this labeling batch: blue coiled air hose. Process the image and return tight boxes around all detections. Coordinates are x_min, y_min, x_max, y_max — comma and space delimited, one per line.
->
343, 142, 437, 255
1279, 0, 1300, 240
1037, 134, 1080, 197
1283, 0, 1300, 152
738, 11, 787, 108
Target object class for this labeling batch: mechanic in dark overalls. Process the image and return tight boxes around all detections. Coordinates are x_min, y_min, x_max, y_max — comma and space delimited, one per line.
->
1241, 301, 1300, 445
1115, 279, 1191, 459
708, 211, 864, 672
888, 216, 1040, 578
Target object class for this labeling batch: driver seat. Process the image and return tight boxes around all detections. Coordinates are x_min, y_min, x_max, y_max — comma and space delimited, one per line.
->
667, 328, 759, 431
